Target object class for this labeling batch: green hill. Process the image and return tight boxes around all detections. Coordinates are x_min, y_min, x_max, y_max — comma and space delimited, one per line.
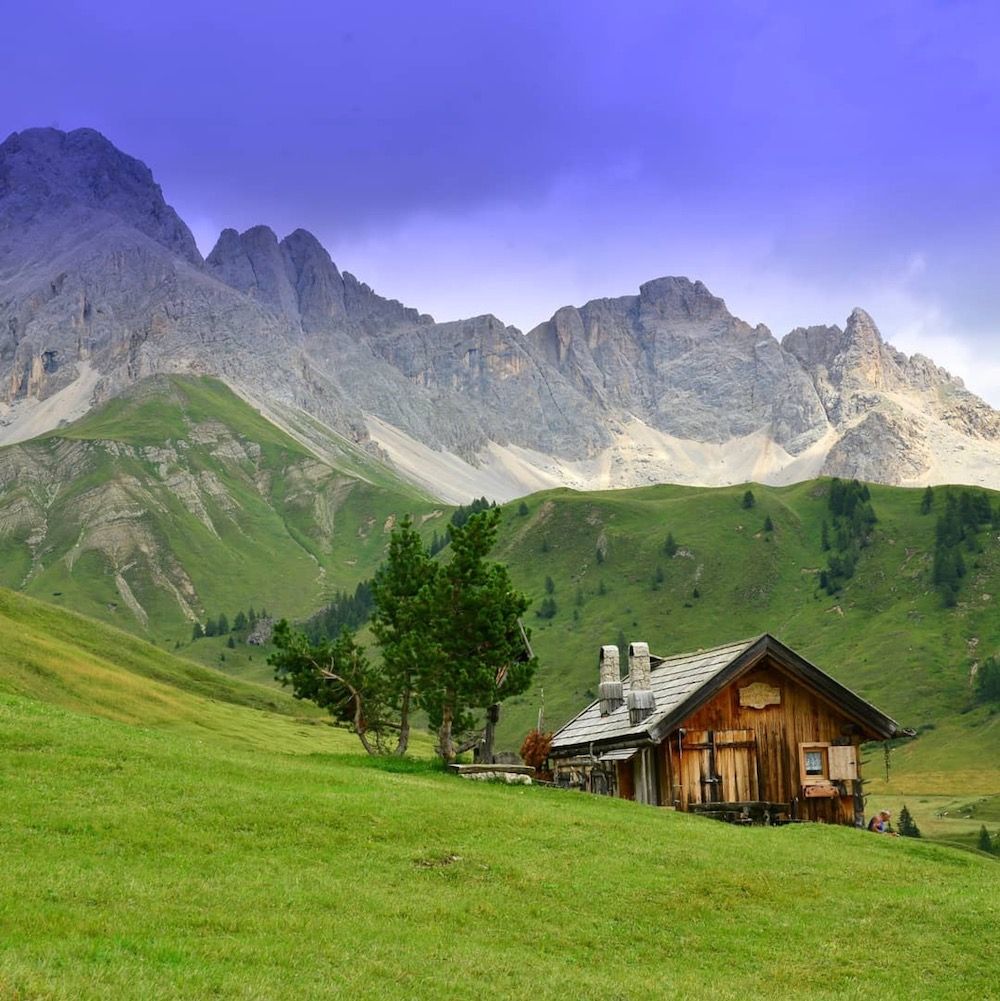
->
491, 481, 1000, 793
0, 376, 443, 650
0, 586, 356, 753
1, 591, 997, 1000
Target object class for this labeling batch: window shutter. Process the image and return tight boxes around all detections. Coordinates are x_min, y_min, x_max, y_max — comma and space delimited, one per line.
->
828, 745, 858, 781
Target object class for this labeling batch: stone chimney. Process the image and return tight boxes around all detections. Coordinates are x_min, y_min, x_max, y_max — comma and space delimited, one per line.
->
627, 641, 656, 725
598, 645, 624, 716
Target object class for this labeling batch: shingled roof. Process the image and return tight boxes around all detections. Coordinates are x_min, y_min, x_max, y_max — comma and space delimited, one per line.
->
550, 633, 907, 753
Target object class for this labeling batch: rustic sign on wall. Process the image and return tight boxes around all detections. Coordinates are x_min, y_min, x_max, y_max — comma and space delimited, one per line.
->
738, 682, 781, 709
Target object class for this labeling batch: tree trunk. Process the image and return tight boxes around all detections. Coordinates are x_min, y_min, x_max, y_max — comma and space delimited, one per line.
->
475, 702, 500, 763
438, 700, 456, 763
318, 666, 378, 756
395, 685, 411, 756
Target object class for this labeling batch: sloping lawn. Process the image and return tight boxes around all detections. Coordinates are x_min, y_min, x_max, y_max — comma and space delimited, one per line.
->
1, 691, 997, 1001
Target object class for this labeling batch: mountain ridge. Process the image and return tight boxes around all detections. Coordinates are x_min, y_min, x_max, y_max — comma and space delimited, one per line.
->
3, 125, 999, 502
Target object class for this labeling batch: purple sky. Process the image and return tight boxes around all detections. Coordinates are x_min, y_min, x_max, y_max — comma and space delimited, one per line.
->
5, 1, 1000, 404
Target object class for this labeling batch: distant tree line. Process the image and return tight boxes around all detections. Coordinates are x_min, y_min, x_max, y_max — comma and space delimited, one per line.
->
192, 605, 269, 642
818, 479, 877, 595
303, 582, 374, 643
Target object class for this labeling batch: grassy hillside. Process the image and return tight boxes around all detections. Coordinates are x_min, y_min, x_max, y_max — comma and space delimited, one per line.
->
0, 586, 358, 753
1, 674, 997, 998
491, 481, 1000, 790
0, 376, 444, 648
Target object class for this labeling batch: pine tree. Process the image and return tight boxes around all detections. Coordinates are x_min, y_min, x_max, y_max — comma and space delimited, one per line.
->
977, 824, 993, 854
370, 514, 438, 756
271, 622, 396, 756
975, 656, 1000, 704
233, 610, 248, 632
227, 635, 236, 649
218, 613, 229, 635
544, 575, 555, 595
204, 618, 218, 637
763, 515, 774, 533
517, 500, 529, 516
192, 621, 204, 641
742, 489, 755, 509
898, 804, 921, 838
652, 566, 665, 589
920, 485, 934, 514
663, 532, 679, 557
417, 508, 536, 762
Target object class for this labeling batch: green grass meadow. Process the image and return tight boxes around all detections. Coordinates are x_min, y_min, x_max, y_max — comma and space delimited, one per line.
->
1, 589, 999, 1000
3, 693, 999, 1001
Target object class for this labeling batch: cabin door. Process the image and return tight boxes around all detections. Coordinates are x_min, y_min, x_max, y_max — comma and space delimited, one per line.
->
680, 729, 759, 805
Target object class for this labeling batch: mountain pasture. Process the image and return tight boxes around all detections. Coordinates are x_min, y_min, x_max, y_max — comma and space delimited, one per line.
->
0, 593, 997, 999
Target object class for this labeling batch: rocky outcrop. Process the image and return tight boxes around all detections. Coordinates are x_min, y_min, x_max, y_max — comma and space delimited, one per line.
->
821, 410, 931, 482
0, 376, 435, 629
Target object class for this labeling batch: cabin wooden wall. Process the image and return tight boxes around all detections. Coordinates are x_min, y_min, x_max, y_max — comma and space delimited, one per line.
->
660, 657, 862, 825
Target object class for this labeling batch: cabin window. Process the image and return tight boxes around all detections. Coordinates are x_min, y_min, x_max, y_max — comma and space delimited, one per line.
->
798, 742, 832, 787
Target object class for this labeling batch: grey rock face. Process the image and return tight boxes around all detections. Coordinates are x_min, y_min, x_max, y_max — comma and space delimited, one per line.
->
2, 125, 999, 498
205, 226, 300, 317
821, 410, 930, 482
529, 277, 830, 453
783, 309, 990, 433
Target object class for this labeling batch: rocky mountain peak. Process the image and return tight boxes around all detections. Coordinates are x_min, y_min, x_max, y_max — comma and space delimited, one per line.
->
206, 225, 299, 317
0, 127, 201, 266
2, 124, 999, 500
781, 324, 844, 371
635, 276, 749, 344
279, 228, 347, 331
844, 307, 883, 349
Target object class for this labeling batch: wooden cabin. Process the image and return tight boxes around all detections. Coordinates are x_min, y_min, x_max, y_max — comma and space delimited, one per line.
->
548, 634, 910, 826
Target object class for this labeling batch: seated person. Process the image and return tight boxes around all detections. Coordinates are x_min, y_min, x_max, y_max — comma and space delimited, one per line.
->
867, 809, 894, 834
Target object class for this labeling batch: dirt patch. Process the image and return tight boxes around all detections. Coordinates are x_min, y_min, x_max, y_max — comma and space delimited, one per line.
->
413, 853, 462, 869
